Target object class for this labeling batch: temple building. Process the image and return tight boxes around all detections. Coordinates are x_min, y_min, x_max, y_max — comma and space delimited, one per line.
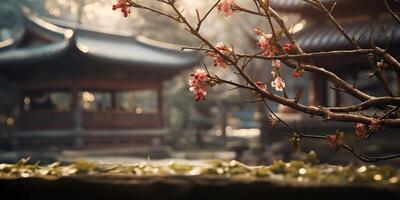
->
255, 0, 400, 150
271, 0, 400, 107
0, 2, 201, 150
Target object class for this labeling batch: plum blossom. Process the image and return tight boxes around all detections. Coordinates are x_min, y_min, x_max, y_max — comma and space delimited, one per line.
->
254, 27, 263, 36
217, 0, 237, 17
257, 34, 277, 57
254, 27, 268, 37
189, 69, 209, 101
355, 123, 367, 140
252, 81, 268, 98
112, 0, 131, 17
254, 28, 278, 57
270, 59, 285, 92
283, 43, 295, 53
255, 81, 267, 91
207, 42, 231, 69
291, 70, 303, 78
271, 77, 286, 92
327, 132, 344, 150
272, 60, 281, 69
369, 118, 382, 131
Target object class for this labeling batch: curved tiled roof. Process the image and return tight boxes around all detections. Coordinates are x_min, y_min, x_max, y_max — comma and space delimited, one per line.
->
294, 17, 400, 71
0, 38, 73, 66
0, 2, 25, 51
296, 18, 400, 52
74, 29, 202, 70
270, 0, 350, 10
269, 0, 391, 17
0, 4, 202, 73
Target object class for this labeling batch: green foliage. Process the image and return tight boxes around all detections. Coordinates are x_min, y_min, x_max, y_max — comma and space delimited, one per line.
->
0, 157, 399, 186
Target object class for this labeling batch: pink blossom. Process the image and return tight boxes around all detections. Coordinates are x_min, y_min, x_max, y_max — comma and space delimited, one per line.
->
217, 0, 237, 17
216, 42, 229, 51
355, 123, 367, 139
189, 69, 209, 101
257, 35, 277, 57
271, 60, 284, 91
254, 27, 263, 36
252, 81, 268, 98
370, 118, 381, 131
271, 76, 286, 92
272, 60, 281, 69
258, 37, 270, 50
112, 0, 131, 17
291, 70, 302, 78
270, 70, 276, 77
255, 81, 267, 91
327, 133, 343, 150
283, 43, 295, 53
207, 42, 230, 69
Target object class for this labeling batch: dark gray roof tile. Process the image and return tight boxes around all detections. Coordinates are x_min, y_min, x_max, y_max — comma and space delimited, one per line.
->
296, 19, 400, 52
0, 5, 202, 73
269, 0, 389, 17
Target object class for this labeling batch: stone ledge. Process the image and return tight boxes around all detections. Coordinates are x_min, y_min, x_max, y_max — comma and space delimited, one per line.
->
1, 175, 399, 200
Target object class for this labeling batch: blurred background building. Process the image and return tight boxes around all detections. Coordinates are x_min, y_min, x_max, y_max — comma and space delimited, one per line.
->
0, 0, 399, 165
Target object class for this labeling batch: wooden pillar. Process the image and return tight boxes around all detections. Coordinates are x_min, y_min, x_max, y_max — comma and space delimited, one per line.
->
309, 75, 328, 106
111, 91, 117, 110
334, 87, 342, 107
157, 84, 164, 127
259, 103, 270, 146
397, 71, 400, 95
71, 86, 83, 148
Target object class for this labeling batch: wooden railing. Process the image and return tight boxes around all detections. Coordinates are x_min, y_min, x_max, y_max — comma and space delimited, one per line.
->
18, 110, 163, 130
19, 111, 74, 130
82, 111, 162, 129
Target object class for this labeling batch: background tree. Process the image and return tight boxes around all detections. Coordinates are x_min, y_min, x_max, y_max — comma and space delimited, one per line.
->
112, 0, 400, 162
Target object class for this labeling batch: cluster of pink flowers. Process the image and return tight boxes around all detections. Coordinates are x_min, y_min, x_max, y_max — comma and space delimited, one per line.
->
270, 60, 286, 92
207, 42, 231, 69
327, 132, 343, 150
217, 0, 238, 17
112, 0, 131, 17
189, 69, 209, 101
255, 28, 286, 92
355, 123, 367, 140
271, 77, 285, 92
258, 35, 277, 57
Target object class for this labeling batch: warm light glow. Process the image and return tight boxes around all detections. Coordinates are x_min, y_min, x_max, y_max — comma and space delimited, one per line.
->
373, 174, 383, 181
297, 177, 304, 182
64, 30, 74, 38
6, 117, 14, 126
45, 0, 78, 16
357, 166, 367, 173
24, 97, 31, 105
178, 1, 208, 17
82, 91, 95, 102
135, 107, 143, 114
290, 20, 306, 34
389, 177, 399, 184
0, 38, 14, 49
225, 128, 261, 138
48, 7, 61, 17
77, 43, 89, 53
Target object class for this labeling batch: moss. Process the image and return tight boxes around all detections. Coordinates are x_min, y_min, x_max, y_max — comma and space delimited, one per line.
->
0, 157, 399, 186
